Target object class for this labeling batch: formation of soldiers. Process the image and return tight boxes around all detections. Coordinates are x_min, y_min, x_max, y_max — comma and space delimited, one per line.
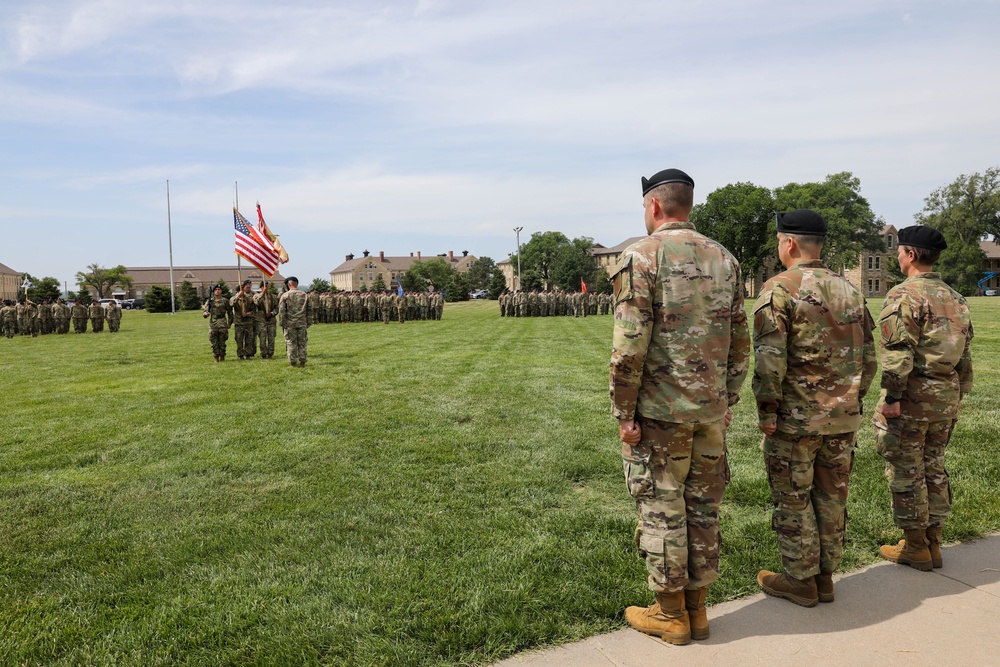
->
611, 168, 974, 646
1, 298, 122, 338
497, 289, 611, 317
309, 290, 444, 325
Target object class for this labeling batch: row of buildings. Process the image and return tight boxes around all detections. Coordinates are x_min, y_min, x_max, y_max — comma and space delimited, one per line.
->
3, 230, 999, 301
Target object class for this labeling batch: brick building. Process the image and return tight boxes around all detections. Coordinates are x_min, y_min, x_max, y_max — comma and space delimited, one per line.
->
330, 250, 476, 292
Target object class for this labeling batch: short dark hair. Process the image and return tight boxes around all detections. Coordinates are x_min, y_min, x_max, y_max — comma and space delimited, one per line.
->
901, 245, 941, 266
647, 182, 694, 215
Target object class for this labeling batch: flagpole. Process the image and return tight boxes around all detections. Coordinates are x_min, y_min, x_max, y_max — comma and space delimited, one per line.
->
235, 180, 242, 284
167, 180, 176, 315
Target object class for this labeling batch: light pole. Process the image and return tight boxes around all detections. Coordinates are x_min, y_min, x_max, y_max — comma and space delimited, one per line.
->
513, 226, 523, 291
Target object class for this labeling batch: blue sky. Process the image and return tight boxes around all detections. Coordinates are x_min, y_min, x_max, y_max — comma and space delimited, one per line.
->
2, 0, 998, 288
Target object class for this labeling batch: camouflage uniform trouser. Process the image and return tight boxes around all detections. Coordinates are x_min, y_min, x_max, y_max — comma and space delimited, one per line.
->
209, 326, 229, 359
234, 320, 255, 358
764, 430, 855, 579
623, 416, 728, 593
55, 318, 68, 334
107, 318, 120, 333
259, 320, 277, 358
283, 326, 308, 364
91, 318, 104, 333
73, 318, 87, 333
875, 417, 953, 531
2, 321, 13, 338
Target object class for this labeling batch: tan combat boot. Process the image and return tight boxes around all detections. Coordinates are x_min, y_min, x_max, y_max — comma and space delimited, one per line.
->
684, 588, 709, 640
815, 572, 834, 603
624, 591, 691, 645
926, 525, 943, 568
757, 570, 818, 607
879, 529, 933, 571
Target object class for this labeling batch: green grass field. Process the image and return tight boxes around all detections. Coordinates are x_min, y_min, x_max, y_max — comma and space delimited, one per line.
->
2, 298, 998, 666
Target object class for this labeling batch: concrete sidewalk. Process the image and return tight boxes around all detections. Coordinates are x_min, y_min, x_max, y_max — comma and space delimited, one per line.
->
494, 534, 1000, 667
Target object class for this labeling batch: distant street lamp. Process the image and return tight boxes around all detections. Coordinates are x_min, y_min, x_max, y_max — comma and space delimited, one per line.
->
513, 226, 523, 291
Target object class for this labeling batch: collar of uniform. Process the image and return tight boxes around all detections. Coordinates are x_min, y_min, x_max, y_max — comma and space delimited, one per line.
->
791, 259, 826, 269
651, 220, 694, 233
911, 271, 942, 281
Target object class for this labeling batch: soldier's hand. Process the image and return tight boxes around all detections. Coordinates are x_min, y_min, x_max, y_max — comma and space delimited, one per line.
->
724, 408, 733, 429
619, 419, 641, 445
758, 422, 777, 436
880, 401, 901, 418
203, 311, 209, 318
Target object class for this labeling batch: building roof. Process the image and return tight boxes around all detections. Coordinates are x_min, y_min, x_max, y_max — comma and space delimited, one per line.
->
981, 240, 1000, 258
591, 236, 647, 256
124, 265, 285, 284
0, 262, 19, 275
330, 252, 476, 274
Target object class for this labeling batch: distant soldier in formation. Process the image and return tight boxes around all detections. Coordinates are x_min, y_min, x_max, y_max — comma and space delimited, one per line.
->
39, 299, 54, 334
25, 299, 40, 336
54, 299, 70, 334
230, 279, 257, 360
498, 289, 609, 317
72, 300, 89, 333
278, 276, 311, 367
16, 299, 28, 335
203, 285, 233, 362
874, 226, 974, 572
89, 300, 105, 333
1, 300, 15, 338
105, 299, 122, 333
255, 281, 278, 359
752, 210, 876, 608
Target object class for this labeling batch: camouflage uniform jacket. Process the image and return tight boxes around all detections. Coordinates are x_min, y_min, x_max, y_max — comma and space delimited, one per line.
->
752, 259, 877, 435
204, 296, 233, 331
230, 292, 256, 322
278, 288, 311, 328
1, 305, 14, 323
609, 220, 750, 424
71, 303, 88, 319
874, 272, 973, 423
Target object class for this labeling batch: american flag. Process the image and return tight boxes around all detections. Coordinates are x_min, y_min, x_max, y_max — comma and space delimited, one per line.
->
234, 208, 279, 277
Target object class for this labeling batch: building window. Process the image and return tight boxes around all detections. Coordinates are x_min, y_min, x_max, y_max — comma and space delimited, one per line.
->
875, 256, 881, 270
875, 279, 881, 293
867, 280, 873, 294
867, 256, 873, 270
886, 234, 894, 249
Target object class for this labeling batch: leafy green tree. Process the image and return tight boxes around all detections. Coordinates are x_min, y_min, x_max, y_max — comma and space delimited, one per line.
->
773, 172, 885, 272
359, 282, 368, 292
309, 278, 331, 292
178, 281, 201, 310
520, 231, 570, 287
402, 258, 456, 292
25, 275, 61, 302
915, 167, 999, 294
74, 289, 93, 306
446, 271, 469, 302
488, 268, 507, 299
372, 274, 387, 291
691, 182, 774, 280
592, 269, 613, 295
549, 237, 598, 290
75, 263, 132, 299
465, 257, 497, 290
145, 285, 179, 312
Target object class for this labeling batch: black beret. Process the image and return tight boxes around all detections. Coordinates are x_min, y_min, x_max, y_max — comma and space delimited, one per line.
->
898, 225, 947, 251
641, 168, 694, 196
242, 279, 252, 287
776, 209, 827, 237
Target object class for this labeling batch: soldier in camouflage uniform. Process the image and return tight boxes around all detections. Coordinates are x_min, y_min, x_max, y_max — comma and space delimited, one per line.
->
39, 300, 53, 334
89, 300, 104, 333
105, 299, 122, 333
54, 299, 70, 334
230, 280, 257, 359
72, 300, 88, 333
611, 169, 750, 645
1, 300, 15, 338
874, 226, 973, 572
279, 277, 312, 367
752, 210, 877, 607
203, 285, 233, 361
16, 299, 28, 335
255, 281, 279, 359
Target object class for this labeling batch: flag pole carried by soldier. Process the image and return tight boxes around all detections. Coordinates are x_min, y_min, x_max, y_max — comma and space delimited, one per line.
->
873, 225, 973, 572
610, 168, 750, 646
203, 285, 234, 362
751, 209, 877, 607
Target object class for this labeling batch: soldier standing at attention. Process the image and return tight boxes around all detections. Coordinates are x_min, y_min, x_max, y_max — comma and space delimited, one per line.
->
54, 298, 69, 334
16, 299, 27, 335
72, 300, 88, 333
610, 168, 750, 645
254, 281, 278, 359
230, 279, 257, 360
1, 300, 15, 338
752, 210, 877, 607
105, 299, 122, 333
203, 285, 233, 362
875, 226, 973, 571
89, 299, 105, 333
278, 276, 311, 367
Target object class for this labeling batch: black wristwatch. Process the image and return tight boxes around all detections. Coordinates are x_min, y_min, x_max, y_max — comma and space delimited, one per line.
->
884, 395, 900, 405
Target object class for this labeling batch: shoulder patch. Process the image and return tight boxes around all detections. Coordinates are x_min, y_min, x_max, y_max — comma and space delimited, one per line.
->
612, 254, 634, 304
878, 301, 905, 345
752, 290, 779, 339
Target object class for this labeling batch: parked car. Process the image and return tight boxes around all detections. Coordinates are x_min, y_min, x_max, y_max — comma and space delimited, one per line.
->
986, 290, 998, 297
469, 289, 488, 299
98, 298, 122, 308
131, 298, 145, 310
121, 299, 135, 309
